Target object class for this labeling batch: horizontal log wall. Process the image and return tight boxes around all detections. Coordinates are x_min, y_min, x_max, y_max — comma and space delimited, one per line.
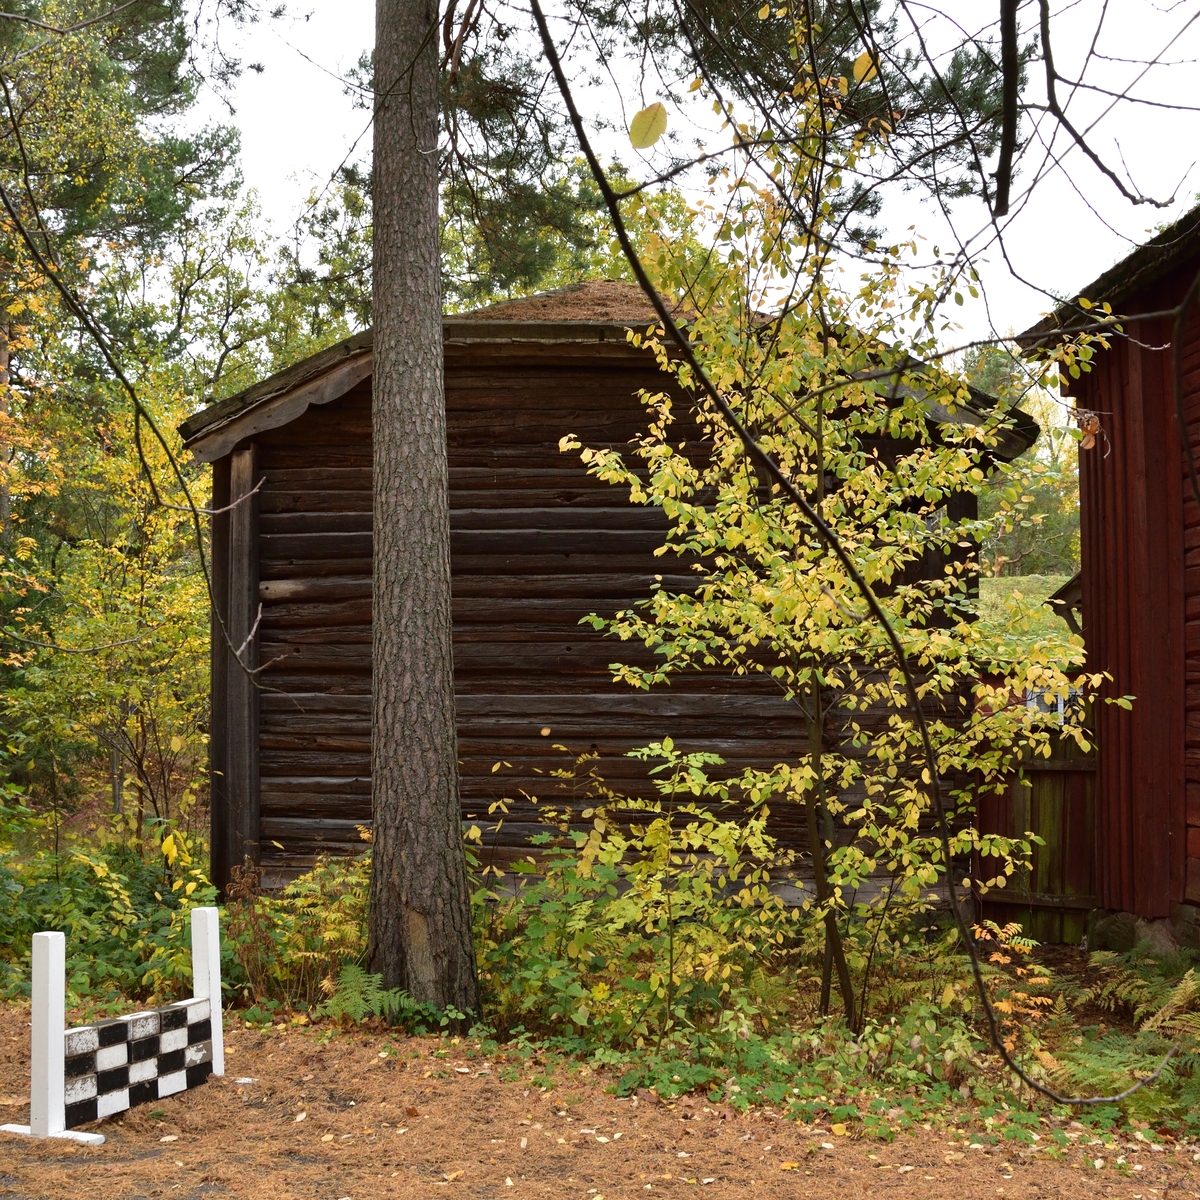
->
249, 350, 807, 885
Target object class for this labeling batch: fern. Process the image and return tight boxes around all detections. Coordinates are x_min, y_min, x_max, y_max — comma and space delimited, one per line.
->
1068, 952, 1160, 1017
314, 963, 450, 1031
316, 963, 382, 1022
1142, 969, 1200, 1036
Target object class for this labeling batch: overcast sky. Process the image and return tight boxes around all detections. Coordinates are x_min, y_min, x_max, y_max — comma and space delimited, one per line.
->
193, 1, 1200, 345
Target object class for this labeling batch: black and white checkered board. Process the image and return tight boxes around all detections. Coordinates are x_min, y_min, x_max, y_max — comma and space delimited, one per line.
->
62, 997, 214, 1129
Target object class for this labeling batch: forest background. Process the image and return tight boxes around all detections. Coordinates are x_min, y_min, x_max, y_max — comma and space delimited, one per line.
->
0, 0, 1189, 1134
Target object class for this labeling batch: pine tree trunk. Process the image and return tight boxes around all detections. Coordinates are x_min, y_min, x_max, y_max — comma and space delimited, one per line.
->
367, 0, 480, 1015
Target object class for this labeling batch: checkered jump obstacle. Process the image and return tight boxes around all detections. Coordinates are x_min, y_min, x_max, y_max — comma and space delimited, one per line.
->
1, 906, 224, 1146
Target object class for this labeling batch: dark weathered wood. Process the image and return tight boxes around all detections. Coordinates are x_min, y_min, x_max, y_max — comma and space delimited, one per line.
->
260, 577, 372, 602
261, 467, 372, 489
209, 301, 974, 894
260, 489, 374, 514
261, 532, 374, 558
226, 444, 261, 876
260, 599, 374, 628
260, 512, 373, 535
260, 557, 374, 580
208, 456, 231, 893
260, 623, 372, 645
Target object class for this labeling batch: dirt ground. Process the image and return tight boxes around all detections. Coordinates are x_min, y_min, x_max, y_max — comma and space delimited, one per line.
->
0, 1002, 1197, 1200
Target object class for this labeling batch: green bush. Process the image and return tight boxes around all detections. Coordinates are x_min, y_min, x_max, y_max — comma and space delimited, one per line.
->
476, 741, 804, 1051
222, 848, 372, 1012
0, 792, 223, 1004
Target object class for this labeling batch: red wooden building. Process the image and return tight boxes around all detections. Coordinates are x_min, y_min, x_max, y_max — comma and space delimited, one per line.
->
1020, 204, 1200, 934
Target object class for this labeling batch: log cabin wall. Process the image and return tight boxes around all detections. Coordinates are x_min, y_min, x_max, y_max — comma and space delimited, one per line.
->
206, 327, 805, 890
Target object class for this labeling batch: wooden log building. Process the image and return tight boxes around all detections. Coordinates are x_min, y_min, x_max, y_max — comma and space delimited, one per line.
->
1017, 204, 1200, 938
180, 281, 1035, 891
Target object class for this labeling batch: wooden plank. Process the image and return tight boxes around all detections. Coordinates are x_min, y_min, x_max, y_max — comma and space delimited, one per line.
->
259, 446, 372, 469
262, 467, 372, 489
260, 623, 372, 645
452, 692, 795, 718
260, 576, 372, 602
227, 444, 261, 873
260, 512, 373, 535
450, 573, 695, 598
262, 750, 371, 772
450, 491, 635, 510
449, 554, 698, 575
255, 674, 372, 695
208, 456, 231, 892
261, 692, 372, 714
260, 531, 374, 558
261, 732, 371, 752
260, 598, 373, 628
260, 489, 374, 514
451, 507, 666, 531
260, 557, 374, 580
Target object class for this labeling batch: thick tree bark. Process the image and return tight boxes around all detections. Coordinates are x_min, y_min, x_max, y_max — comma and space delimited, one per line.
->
368, 0, 480, 1015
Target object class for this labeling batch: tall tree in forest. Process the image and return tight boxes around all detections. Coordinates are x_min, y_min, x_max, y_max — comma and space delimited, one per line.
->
367, 0, 479, 1013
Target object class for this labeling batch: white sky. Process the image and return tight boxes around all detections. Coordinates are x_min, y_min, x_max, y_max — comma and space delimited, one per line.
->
192, 1, 1200, 346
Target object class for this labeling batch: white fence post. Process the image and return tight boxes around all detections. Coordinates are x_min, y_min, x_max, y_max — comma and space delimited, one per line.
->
191, 907, 224, 1076
29, 931, 65, 1137
1, 931, 104, 1145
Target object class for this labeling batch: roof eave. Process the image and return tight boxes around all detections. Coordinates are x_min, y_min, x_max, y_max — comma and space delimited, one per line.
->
178, 320, 658, 459
1017, 203, 1200, 351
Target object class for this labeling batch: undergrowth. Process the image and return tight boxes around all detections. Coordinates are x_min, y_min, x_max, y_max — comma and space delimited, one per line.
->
6, 774, 1200, 1133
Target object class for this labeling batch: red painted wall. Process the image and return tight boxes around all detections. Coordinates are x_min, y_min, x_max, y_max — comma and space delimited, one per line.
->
1069, 262, 1199, 916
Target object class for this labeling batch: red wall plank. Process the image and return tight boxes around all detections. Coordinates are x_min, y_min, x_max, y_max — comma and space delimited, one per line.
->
1075, 261, 1199, 916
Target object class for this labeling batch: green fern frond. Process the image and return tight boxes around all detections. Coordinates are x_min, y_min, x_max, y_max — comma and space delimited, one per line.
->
1142, 968, 1199, 1032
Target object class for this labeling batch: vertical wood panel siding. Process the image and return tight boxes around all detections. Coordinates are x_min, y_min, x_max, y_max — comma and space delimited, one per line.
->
225, 447, 261, 878
1179, 277, 1200, 903
1074, 269, 1193, 917
208, 458, 231, 892
977, 739, 1096, 944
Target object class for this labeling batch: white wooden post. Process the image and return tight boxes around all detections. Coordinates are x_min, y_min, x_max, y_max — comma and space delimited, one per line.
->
191, 907, 224, 1076
1, 931, 104, 1145
29, 931, 64, 1137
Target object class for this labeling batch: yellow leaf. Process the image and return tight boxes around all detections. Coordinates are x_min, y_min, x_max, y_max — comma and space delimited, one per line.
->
444, 1170, 464, 1181
941, 983, 956, 1007
170, 734, 185, 753
688, 77, 703, 92
780, 1161, 800, 1170
758, 3, 770, 15
831, 1123, 848, 1136
161, 833, 177, 865
852, 51, 878, 83
629, 102, 668, 149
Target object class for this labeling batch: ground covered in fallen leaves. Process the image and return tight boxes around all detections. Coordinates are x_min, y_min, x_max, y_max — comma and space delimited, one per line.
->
1, 1002, 1197, 1200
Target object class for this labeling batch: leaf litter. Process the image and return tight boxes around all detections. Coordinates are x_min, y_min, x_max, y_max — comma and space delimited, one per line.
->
0, 1000, 1196, 1199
